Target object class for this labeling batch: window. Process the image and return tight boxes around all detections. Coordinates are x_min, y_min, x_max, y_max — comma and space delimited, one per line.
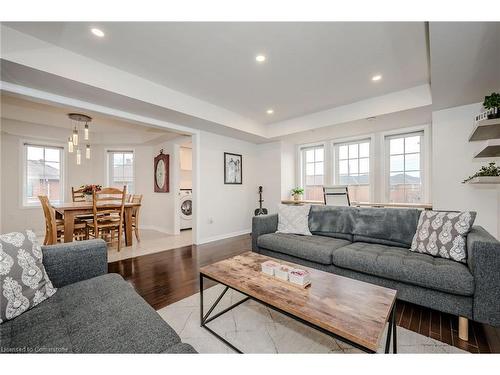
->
334, 140, 370, 202
387, 132, 423, 203
23, 143, 64, 206
301, 146, 324, 201
107, 151, 135, 193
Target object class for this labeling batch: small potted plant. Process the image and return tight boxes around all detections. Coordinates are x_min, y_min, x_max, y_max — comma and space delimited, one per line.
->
483, 92, 500, 119
291, 187, 304, 201
81, 184, 102, 202
463, 162, 500, 183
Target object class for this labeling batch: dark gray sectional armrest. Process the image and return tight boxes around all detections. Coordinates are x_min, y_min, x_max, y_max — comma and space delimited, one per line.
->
467, 226, 500, 326
42, 239, 108, 288
252, 214, 278, 252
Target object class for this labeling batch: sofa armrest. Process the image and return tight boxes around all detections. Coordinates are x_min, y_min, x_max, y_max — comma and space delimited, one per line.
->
42, 239, 108, 288
467, 226, 500, 326
252, 214, 278, 252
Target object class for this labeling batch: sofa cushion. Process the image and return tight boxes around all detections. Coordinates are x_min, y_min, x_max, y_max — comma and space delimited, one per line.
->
276, 204, 312, 236
0, 230, 57, 323
0, 273, 193, 353
258, 233, 351, 265
308, 206, 354, 241
410, 210, 476, 263
352, 208, 421, 248
331, 242, 474, 296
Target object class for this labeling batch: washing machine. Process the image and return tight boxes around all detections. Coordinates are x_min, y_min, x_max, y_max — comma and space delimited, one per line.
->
179, 189, 192, 230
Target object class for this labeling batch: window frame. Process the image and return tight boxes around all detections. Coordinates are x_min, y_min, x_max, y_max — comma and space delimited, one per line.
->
298, 143, 326, 200
332, 138, 372, 202
21, 141, 65, 208
106, 149, 136, 194
384, 131, 425, 203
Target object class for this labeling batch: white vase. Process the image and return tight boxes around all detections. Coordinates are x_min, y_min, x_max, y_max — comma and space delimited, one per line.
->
85, 195, 93, 202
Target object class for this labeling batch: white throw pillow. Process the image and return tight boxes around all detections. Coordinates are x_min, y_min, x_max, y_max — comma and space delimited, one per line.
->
276, 204, 312, 236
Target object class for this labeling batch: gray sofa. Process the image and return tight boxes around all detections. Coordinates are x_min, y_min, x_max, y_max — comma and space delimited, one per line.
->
252, 206, 500, 328
0, 240, 196, 353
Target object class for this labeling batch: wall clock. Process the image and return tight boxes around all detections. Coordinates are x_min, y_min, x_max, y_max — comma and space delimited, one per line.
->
154, 150, 170, 192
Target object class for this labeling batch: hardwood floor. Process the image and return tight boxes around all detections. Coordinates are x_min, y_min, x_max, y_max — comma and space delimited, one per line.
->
108, 234, 499, 353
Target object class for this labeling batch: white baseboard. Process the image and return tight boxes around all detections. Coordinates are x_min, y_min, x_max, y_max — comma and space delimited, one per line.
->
196, 228, 251, 245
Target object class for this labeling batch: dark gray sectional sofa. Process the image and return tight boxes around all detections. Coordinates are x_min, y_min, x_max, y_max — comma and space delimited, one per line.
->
252, 206, 500, 328
0, 240, 196, 353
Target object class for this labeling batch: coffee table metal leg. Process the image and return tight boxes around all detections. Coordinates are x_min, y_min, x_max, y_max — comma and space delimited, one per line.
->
384, 305, 397, 354
199, 274, 204, 326
392, 308, 397, 354
384, 309, 393, 354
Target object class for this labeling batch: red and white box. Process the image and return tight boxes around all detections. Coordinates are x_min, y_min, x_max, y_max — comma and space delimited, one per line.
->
275, 265, 292, 281
261, 260, 280, 276
288, 268, 311, 287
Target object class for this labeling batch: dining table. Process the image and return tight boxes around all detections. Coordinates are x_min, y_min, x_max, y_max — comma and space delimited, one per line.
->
51, 201, 141, 246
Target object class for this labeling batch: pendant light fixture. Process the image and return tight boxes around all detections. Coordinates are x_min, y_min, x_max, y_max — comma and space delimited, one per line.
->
76, 148, 82, 165
67, 113, 92, 164
72, 127, 79, 146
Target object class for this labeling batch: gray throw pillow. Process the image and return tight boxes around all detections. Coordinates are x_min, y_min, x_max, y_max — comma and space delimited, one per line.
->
276, 204, 312, 236
0, 230, 57, 323
409, 211, 476, 263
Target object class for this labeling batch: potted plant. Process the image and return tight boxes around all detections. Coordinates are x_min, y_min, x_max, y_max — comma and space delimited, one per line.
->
291, 187, 304, 201
463, 162, 500, 183
483, 92, 500, 119
81, 184, 102, 202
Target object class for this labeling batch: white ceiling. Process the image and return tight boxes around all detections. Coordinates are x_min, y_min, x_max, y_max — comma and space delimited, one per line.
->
0, 94, 180, 144
3, 22, 430, 124
429, 22, 500, 110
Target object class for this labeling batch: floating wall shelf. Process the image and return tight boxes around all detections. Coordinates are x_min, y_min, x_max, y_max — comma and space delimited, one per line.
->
474, 139, 500, 158
464, 176, 500, 184
468, 118, 500, 141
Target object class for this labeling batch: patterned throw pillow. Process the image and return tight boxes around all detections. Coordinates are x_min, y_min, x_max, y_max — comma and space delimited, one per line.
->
410, 211, 476, 263
0, 230, 57, 323
276, 204, 312, 236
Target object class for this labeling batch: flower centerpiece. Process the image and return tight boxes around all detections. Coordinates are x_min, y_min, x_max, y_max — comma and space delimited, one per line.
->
81, 184, 102, 202
291, 187, 304, 201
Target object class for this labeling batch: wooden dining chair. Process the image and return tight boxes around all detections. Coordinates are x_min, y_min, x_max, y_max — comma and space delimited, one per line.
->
71, 186, 86, 202
130, 194, 143, 242
86, 186, 127, 251
39, 196, 87, 245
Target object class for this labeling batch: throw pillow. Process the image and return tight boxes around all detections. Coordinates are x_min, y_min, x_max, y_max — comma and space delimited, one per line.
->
276, 204, 312, 236
0, 230, 57, 323
409, 210, 476, 263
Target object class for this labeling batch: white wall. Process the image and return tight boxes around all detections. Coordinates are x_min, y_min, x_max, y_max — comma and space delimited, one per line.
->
197, 131, 260, 243
432, 102, 500, 238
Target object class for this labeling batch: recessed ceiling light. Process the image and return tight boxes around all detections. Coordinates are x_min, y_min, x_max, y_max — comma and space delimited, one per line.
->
371, 74, 382, 82
91, 28, 105, 38
266, 109, 274, 115
255, 54, 266, 63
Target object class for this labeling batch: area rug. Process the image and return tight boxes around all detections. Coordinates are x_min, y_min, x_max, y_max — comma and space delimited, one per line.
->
157, 285, 467, 354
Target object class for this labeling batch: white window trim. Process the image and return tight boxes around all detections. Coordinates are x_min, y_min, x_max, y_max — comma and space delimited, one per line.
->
297, 142, 327, 190
20, 139, 67, 209
380, 124, 431, 203
331, 135, 375, 202
105, 148, 136, 193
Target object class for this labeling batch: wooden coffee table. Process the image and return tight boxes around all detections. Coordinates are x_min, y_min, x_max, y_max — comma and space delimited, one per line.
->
199, 251, 397, 353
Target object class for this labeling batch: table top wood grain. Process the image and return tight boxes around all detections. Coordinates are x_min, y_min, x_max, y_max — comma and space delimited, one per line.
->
200, 251, 397, 351
52, 201, 140, 211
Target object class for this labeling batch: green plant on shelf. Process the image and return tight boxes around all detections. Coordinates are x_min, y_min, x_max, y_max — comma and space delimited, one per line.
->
463, 162, 500, 183
483, 92, 500, 110
291, 187, 304, 195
